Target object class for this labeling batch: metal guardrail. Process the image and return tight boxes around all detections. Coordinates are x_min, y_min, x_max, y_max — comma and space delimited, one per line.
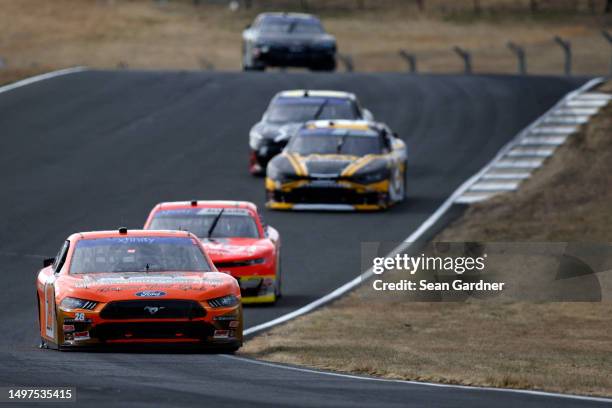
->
507, 42, 527, 75
453, 46, 472, 74
554, 36, 572, 76
398, 50, 417, 73
394, 32, 600, 76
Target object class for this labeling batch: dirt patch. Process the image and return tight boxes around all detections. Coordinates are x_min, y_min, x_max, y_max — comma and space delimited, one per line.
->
242, 91, 612, 397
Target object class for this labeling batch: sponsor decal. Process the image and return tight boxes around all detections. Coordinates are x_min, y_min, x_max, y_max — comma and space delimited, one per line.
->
213, 330, 229, 339
214, 315, 238, 321
97, 287, 123, 293
304, 180, 341, 188
135, 291, 166, 298
143, 306, 166, 315
229, 321, 240, 328
44, 283, 55, 339
197, 208, 251, 216
64, 318, 91, 324
74, 312, 86, 322
77, 237, 196, 246
75, 276, 196, 288
62, 324, 75, 332
73, 331, 90, 341
202, 278, 223, 287
239, 277, 263, 290
204, 243, 259, 257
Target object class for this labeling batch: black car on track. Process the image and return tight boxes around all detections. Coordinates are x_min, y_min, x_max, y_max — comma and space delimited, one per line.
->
248, 89, 374, 175
242, 12, 337, 71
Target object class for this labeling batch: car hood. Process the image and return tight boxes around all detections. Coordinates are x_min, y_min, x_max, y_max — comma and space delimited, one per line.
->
58, 271, 236, 302
200, 237, 271, 263
290, 153, 381, 178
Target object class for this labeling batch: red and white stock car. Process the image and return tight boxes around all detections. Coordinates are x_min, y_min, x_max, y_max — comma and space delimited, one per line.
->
145, 201, 281, 304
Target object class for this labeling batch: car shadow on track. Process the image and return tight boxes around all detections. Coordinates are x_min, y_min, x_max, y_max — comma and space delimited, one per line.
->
34, 343, 237, 355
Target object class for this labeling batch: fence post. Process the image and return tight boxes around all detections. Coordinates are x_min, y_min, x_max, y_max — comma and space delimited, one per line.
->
602, 30, 612, 75
453, 46, 472, 74
507, 42, 527, 75
553, 36, 572, 76
338, 54, 354, 72
398, 50, 417, 73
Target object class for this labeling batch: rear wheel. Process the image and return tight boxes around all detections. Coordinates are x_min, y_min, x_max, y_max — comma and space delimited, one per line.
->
243, 64, 265, 72
401, 161, 407, 201
218, 344, 241, 354
310, 58, 336, 72
388, 164, 405, 206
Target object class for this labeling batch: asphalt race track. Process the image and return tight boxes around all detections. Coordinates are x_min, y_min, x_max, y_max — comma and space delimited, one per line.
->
1, 70, 606, 407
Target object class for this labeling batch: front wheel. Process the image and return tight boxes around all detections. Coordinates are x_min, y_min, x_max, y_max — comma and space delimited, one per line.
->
243, 64, 265, 72
388, 164, 405, 205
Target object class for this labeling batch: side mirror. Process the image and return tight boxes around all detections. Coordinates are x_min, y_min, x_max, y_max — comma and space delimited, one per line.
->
362, 109, 374, 122
43, 257, 55, 268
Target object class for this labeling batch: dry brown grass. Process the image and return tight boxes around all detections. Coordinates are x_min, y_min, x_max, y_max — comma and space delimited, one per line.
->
438, 97, 612, 242
244, 302, 612, 395
242, 91, 612, 397
0, 0, 611, 84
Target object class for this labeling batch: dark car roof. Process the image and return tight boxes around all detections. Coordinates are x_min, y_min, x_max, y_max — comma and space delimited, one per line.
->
256, 12, 320, 22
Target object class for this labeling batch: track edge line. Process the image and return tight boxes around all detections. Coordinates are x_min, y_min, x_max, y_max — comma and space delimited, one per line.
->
221, 355, 612, 403
0, 66, 88, 95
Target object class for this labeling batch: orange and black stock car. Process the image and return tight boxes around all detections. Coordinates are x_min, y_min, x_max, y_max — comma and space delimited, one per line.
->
36, 228, 243, 352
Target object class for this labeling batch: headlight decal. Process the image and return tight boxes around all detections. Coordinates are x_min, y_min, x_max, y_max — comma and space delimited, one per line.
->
350, 159, 391, 184
208, 295, 240, 308
59, 297, 98, 311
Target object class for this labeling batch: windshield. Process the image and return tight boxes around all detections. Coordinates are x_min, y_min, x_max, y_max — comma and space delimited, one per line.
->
70, 236, 211, 274
267, 98, 358, 124
287, 130, 383, 156
259, 18, 323, 34
148, 208, 260, 239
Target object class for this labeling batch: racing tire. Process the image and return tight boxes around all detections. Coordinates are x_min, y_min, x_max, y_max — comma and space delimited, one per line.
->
310, 59, 336, 72
387, 164, 406, 207
401, 161, 407, 201
217, 344, 241, 354
243, 64, 265, 72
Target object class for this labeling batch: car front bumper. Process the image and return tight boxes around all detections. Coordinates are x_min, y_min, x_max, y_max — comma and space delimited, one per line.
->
254, 46, 335, 68
265, 178, 391, 211
54, 302, 243, 348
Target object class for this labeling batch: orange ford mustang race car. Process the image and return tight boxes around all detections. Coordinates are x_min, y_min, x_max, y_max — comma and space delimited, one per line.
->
36, 228, 243, 352
144, 200, 281, 304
